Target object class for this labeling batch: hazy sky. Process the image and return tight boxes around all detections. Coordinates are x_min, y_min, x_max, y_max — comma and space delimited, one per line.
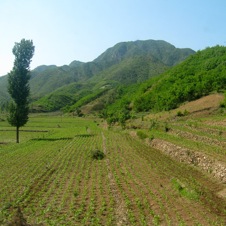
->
1, 0, 226, 76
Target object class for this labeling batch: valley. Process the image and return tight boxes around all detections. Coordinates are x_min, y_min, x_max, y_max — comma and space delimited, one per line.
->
0, 101, 226, 225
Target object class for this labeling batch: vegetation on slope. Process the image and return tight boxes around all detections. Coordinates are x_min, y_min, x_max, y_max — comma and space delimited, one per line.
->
133, 45, 226, 112
89, 55, 169, 85
98, 45, 226, 126
32, 83, 93, 112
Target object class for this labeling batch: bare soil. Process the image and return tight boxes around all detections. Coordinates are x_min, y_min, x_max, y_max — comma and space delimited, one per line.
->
146, 93, 224, 121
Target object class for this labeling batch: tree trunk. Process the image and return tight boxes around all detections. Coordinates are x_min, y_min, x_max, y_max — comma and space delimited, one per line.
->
16, 126, 19, 143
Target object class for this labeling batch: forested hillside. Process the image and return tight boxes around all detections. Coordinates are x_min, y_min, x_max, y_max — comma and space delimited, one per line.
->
133, 45, 226, 112
100, 45, 226, 125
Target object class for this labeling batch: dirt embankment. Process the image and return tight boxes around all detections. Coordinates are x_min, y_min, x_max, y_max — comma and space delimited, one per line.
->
147, 138, 226, 184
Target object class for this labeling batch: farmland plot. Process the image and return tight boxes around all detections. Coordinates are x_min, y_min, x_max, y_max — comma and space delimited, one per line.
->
0, 115, 225, 225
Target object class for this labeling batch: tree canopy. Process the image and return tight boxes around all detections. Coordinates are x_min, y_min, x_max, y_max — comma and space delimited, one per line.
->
8, 39, 35, 143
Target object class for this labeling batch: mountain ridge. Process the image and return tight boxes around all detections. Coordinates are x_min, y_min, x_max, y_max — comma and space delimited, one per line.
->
29, 39, 195, 98
0, 39, 195, 109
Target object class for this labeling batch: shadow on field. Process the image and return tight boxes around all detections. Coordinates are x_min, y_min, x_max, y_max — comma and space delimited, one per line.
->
75, 134, 95, 138
31, 137, 73, 141
0, 129, 49, 132
0, 142, 8, 145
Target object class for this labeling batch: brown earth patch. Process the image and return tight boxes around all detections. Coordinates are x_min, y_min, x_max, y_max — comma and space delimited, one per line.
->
217, 188, 226, 199
146, 93, 224, 121
177, 93, 224, 114
206, 119, 226, 127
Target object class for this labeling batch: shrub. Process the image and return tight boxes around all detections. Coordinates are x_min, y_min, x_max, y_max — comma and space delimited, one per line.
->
177, 109, 190, 117
137, 131, 148, 139
149, 119, 159, 130
91, 149, 105, 160
149, 134, 154, 141
221, 91, 226, 108
164, 123, 170, 132
183, 109, 190, 116
176, 111, 184, 117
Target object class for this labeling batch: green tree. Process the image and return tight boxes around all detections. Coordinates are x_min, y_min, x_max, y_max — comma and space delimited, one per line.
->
7, 39, 35, 143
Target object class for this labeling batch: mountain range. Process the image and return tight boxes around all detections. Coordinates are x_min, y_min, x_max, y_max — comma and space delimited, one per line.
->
0, 39, 195, 112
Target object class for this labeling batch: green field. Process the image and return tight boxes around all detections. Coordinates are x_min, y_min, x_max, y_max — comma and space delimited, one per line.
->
0, 114, 226, 225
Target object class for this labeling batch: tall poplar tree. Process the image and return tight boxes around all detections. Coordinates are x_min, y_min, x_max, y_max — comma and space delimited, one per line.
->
8, 39, 35, 143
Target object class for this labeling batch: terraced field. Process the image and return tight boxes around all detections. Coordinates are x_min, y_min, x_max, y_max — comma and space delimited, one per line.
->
0, 113, 226, 225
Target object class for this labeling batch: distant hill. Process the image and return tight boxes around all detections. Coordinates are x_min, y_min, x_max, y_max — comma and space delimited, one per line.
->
29, 39, 194, 99
30, 62, 102, 99
94, 40, 194, 68
0, 76, 8, 108
88, 55, 169, 85
132, 45, 226, 112
0, 39, 195, 110
32, 40, 195, 112
69, 60, 85, 68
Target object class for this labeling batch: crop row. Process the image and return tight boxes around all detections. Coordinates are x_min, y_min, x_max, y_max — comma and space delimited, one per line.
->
102, 130, 226, 225
1, 116, 226, 225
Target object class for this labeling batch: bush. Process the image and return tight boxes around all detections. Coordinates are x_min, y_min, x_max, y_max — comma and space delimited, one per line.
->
91, 149, 105, 160
149, 119, 159, 130
220, 93, 226, 108
149, 134, 154, 141
183, 109, 190, 116
177, 109, 190, 117
137, 131, 148, 139
164, 123, 170, 132
220, 102, 225, 108
176, 111, 184, 117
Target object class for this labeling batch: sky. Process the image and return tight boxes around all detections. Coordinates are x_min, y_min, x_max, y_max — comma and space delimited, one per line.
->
1, 0, 226, 76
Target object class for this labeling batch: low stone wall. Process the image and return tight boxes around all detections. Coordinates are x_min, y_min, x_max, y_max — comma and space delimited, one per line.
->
147, 138, 226, 183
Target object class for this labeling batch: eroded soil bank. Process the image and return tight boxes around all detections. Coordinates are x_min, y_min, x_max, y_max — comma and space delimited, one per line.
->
148, 138, 226, 184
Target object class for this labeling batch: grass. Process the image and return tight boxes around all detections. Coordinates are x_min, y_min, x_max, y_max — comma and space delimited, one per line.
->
171, 178, 201, 201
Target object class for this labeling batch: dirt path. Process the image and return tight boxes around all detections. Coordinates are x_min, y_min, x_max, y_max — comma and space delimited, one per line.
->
102, 132, 129, 225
